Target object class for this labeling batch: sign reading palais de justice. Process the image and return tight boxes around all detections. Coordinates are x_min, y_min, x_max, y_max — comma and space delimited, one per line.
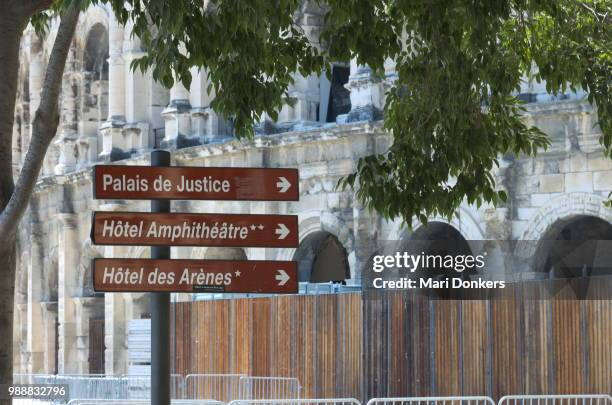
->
94, 165, 299, 201
91, 211, 298, 247
93, 258, 298, 294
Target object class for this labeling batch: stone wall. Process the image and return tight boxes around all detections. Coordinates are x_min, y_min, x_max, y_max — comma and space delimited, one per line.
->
11, 4, 612, 375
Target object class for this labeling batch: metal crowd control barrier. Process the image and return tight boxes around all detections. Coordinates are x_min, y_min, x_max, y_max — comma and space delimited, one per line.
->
238, 377, 302, 400
185, 373, 246, 402
122, 374, 186, 399
54, 376, 127, 400
228, 398, 362, 405
366, 397, 496, 405
498, 395, 612, 405
67, 400, 225, 405
13, 373, 50, 384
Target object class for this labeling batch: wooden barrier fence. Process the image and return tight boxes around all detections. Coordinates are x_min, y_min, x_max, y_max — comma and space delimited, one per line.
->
170, 280, 612, 401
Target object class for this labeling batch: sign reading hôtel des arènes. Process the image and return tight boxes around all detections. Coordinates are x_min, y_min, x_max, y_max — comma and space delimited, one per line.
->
93, 258, 298, 294
92, 164, 299, 294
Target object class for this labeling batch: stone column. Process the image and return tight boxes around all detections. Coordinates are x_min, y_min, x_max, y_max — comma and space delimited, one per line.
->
100, 202, 129, 374
189, 68, 229, 143
277, 73, 320, 129
104, 276, 128, 374
26, 235, 45, 372
345, 60, 384, 123
54, 47, 79, 174
161, 79, 196, 149
99, 12, 127, 161
77, 70, 105, 168
276, 4, 322, 128
57, 213, 79, 373
15, 304, 29, 373
351, 193, 379, 284
123, 21, 151, 152
74, 297, 105, 373
40, 302, 58, 373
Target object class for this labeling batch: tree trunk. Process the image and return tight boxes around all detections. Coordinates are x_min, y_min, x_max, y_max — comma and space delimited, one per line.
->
0, 6, 26, 402
0, 3, 80, 398
0, 236, 16, 405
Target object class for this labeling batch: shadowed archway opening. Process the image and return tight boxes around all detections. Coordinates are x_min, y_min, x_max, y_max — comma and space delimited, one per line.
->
535, 215, 612, 278
84, 23, 109, 79
293, 231, 350, 283
399, 221, 475, 298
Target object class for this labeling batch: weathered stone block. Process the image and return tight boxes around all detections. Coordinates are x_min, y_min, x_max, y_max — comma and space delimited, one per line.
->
515, 175, 540, 194
587, 154, 612, 171
531, 192, 562, 207
299, 162, 328, 178
569, 153, 588, 172
327, 159, 354, 176
539, 174, 564, 193
565, 172, 593, 192
593, 171, 612, 191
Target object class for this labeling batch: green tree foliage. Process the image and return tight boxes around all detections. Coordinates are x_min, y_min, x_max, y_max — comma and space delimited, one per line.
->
330, 0, 612, 221
40, 0, 612, 222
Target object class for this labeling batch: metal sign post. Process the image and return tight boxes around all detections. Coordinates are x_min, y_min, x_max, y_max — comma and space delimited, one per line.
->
90, 156, 301, 405
150, 150, 171, 405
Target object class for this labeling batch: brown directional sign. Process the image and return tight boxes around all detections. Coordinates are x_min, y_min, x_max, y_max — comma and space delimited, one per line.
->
91, 211, 299, 247
93, 258, 298, 293
93, 165, 299, 201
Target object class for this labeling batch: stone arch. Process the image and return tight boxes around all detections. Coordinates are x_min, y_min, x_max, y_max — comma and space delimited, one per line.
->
77, 6, 109, 54
531, 215, 612, 278
83, 23, 109, 78
387, 221, 478, 298
81, 21, 109, 127
292, 231, 351, 283
276, 210, 354, 262
516, 193, 612, 260
386, 207, 485, 252
277, 210, 353, 282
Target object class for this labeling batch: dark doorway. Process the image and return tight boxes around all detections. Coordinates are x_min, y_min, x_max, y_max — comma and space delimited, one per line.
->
399, 221, 475, 298
88, 317, 106, 374
536, 215, 612, 278
293, 231, 350, 283
325, 65, 351, 122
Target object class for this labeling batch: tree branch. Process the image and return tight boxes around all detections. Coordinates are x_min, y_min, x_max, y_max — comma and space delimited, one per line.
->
0, 2, 80, 239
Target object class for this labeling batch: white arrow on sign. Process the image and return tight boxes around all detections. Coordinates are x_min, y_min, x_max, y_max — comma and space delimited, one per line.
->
275, 223, 290, 239
276, 177, 292, 193
275, 270, 290, 286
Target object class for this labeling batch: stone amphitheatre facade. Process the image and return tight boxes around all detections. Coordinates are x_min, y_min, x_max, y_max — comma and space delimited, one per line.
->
11, 3, 612, 375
